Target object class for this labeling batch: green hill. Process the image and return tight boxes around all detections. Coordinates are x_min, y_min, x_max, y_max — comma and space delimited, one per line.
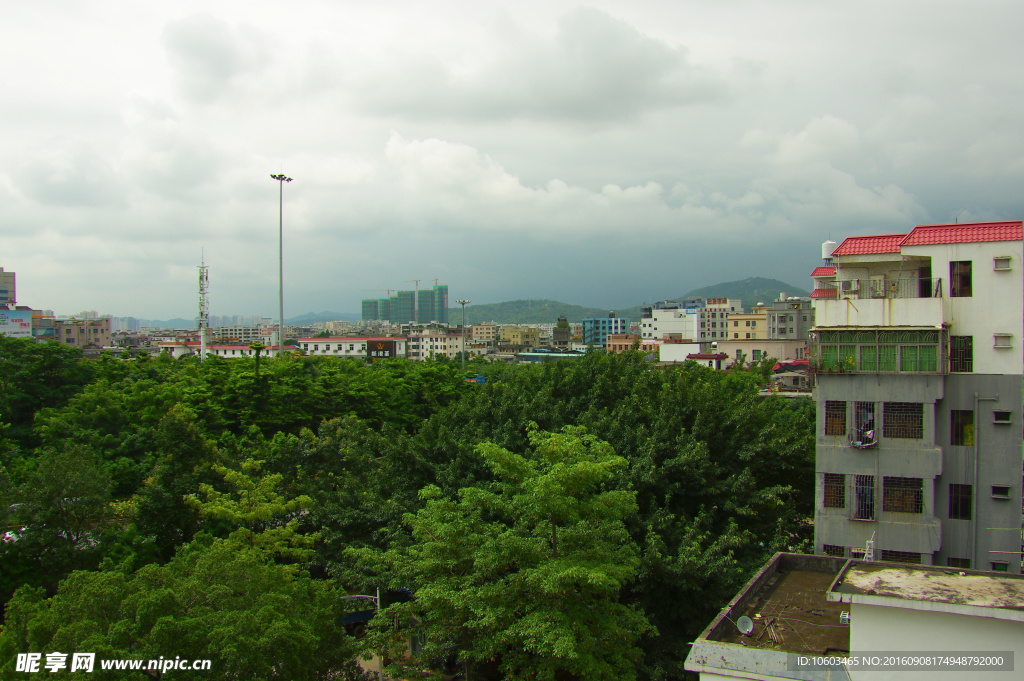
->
681, 277, 808, 311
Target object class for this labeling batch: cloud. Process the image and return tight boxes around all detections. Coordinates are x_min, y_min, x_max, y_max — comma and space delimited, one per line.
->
14, 140, 123, 207
162, 13, 270, 103
351, 7, 729, 121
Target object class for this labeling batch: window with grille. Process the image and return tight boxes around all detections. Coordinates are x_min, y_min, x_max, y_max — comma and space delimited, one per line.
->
951, 410, 974, 446
825, 401, 847, 436
822, 545, 845, 557
991, 562, 1009, 572
950, 336, 973, 372
854, 475, 875, 520
949, 484, 972, 520
824, 474, 845, 508
883, 477, 924, 513
854, 402, 875, 439
947, 557, 971, 569
950, 261, 972, 297
883, 403, 924, 439
850, 548, 866, 559
881, 550, 921, 564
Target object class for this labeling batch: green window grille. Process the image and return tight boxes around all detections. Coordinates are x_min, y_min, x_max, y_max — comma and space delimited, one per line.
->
860, 346, 877, 371
919, 345, 937, 372
879, 345, 897, 372
900, 346, 919, 372
821, 345, 839, 370
840, 345, 856, 370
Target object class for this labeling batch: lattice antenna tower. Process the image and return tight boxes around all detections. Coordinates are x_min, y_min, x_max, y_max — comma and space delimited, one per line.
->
198, 253, 209, 361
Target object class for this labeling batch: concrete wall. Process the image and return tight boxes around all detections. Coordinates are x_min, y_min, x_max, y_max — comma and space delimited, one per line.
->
850, 602, 1024, 681
902, 240, 1024, 375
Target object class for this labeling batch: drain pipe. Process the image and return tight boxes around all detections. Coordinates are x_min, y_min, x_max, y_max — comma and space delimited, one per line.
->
973, 392, 999, 569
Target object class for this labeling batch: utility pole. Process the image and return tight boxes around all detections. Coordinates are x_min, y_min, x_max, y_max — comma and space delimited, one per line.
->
456, 299, 471, 369
270, 173, 293, 355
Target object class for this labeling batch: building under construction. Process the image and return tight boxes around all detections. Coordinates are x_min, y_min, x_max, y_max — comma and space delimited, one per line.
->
362, 284, 448, 324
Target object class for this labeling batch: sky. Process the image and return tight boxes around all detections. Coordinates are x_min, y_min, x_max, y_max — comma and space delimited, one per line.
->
2, 0, 1023, 319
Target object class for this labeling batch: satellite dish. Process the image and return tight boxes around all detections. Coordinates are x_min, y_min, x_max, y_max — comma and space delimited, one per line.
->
737, 616, 754, 635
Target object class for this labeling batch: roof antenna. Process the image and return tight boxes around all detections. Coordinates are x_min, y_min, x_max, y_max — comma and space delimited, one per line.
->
955, 208, 967, 223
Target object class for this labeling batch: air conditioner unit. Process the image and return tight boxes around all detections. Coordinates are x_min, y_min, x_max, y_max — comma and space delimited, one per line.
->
841, 280, 859, 292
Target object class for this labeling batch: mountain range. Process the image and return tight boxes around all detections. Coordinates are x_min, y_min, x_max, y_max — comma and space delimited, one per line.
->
142, 277, 808, 329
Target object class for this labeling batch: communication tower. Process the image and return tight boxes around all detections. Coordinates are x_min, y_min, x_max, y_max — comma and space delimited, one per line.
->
198, 256, 209, 361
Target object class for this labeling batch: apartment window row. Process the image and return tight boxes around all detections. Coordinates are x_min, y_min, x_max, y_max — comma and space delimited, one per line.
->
824, 474, 925, 518
823, 400, 923, 439
817, 330, 945, 373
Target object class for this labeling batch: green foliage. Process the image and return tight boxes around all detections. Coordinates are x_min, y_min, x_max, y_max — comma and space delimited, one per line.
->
348, 427, 651, 681
0, 535, 364, 681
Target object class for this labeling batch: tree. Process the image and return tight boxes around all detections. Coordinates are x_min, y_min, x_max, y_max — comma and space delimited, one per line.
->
0, 535, 366, 681
348, 427, 651, 681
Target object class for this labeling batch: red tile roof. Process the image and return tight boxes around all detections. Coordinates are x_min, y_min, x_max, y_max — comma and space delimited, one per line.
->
810, 288, 838, 299
900, 221, 1023, 246
830, 234, 907, 256
810, 266, 836, 277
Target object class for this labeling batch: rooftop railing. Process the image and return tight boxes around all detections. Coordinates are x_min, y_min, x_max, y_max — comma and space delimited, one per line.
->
815, 277, 943, 300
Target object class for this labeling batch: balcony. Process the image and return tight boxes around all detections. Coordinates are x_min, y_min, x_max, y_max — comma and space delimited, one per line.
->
813, 277, 944, 329
809, 329, 949, 375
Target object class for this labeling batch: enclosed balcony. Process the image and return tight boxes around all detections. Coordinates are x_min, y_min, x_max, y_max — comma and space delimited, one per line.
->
809, 329, 949, 374
813, 277, 944, 329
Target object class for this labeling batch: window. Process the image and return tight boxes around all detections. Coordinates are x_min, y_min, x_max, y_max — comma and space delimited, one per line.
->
883, 402, 924, 439
993, 410, 1011, 424
733, 321, 738, 327
854, 402, 875, 440
752, 349, 761, 360
822, 545, 845, 557
734, 334, 739, 339
947, 557, 971, 569
949, 484, 972, 520
991, 485, 1011, 499
993, 256, 1011, 271
802, 316, 807, 322
825, 401, 847, 436
991, 562, 1009, 572
789, 328, 794, 334
950, 336, 973, 372
824, 474, 845, 508
854, 475, 875, 520
883, 477, 923, 513
745, 320, 750, 327
881, 550, 921, 564
993, 334, 1012, 348
745, 333, 750, 339
951, 410, 974, 446
950, 261, 972, 297
850, 548, 866, 559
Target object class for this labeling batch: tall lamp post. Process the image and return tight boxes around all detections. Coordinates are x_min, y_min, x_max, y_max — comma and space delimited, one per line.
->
456, 299, 471, 370
341, 589, 383, 681
270, 173, 293, 355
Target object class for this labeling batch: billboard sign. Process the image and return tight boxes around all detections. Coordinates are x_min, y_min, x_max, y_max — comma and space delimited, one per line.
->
366, 339, 397, 361
0, 310, 32, 338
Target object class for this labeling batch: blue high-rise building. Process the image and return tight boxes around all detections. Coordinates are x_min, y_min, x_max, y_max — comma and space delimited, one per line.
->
582, 313, 629, 348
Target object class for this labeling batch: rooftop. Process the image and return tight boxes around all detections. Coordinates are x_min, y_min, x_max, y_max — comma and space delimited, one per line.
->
810, 266, 836, 277
830, 233, 907, 256
828, 562, 1024, 621
901, 220, 1023, 246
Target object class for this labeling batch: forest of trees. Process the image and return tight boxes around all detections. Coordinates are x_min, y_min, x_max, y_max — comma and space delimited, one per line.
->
0, 337, 814, 680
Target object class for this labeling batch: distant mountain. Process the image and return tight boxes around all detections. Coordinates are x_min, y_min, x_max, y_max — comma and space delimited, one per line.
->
448, 299, 636, 325
681, 277, 809, 311
285, 311, 361, 325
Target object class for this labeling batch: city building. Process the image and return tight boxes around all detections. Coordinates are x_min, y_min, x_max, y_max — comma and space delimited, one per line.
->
714, 339, 809, 366
811, 221, 1023, 573
407, 333, 463, 361
0, 267, 14, 307
639, 301, 701, 341
605, 333, 661, 354
724, 305, 769, 340
684, 551, 1024, 680
471, 322, 499, 342
299, 337, 407, 360
499, 325, 540, 349
362, 299, 380, 321
701, 297, 743, 340
53, 317, 111, 348
763, 295, 815, 340
211, 325, 269, 344
30, 309, 55, 340
552, 315, 571, 349
582, 313, 630, 348
0, 307, 32, 338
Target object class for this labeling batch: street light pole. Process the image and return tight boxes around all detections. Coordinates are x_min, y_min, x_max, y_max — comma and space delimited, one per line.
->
341, 590, 384, 681
270, 173, 293, 356
456, 300, 471, 370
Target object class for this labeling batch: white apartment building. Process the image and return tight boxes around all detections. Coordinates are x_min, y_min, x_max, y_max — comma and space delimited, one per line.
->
298, 337, 407, 360
639, 306, 699, 340
811, 221, 1023, 573
408, 333, 464, 361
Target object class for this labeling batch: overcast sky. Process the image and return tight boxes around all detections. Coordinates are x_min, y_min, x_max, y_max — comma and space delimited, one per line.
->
3, 0, 1022, 318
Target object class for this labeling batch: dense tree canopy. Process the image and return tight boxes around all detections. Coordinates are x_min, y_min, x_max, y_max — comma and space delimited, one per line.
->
0, 337, 814, 680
